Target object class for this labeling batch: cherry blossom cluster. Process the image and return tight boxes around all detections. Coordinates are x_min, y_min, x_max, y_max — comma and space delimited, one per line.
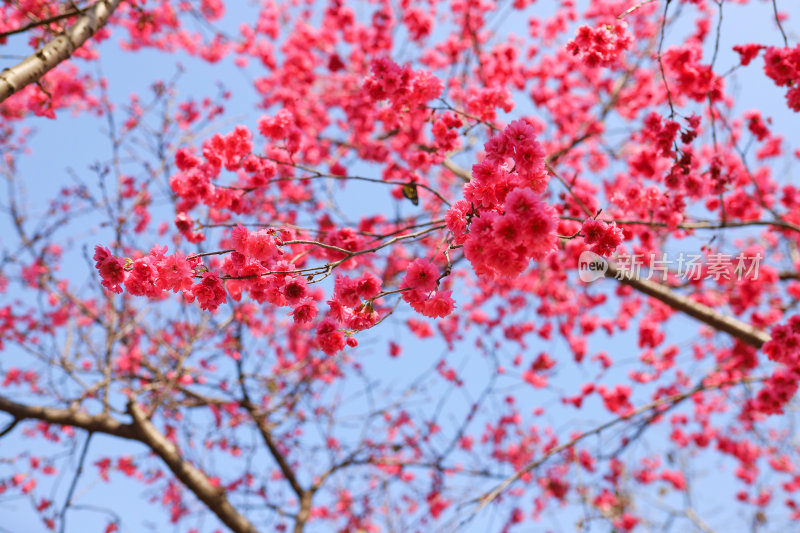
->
447, 121, 559, 279
746, 316, 800, 416
761, 316, 800, 367
95, 218, 397, 355
258, 109, 303, 152
581, 218, 624, 256
400, 258, 455, 318
662, 45, 724, 103
363, 57, 444, 109
93, 245, 212, 304
733, 43, 765, 66
566, 21, 632, 68
763, 45, 800, 111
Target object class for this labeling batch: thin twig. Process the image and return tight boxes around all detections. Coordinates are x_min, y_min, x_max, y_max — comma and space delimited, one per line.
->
772, 0, 789, 47
59, 433, 93, 533
466, 375, 762, 522
0, 5, 88, 39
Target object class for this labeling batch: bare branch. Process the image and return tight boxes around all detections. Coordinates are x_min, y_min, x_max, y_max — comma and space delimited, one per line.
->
772, 0, 789, 47
469, 375, 762, 520
606, 261, 771, 348
0, 396, 258, 533
127, 400, 259, 533
0, 395, 136, 439
442, 158, 471, 182
0, 418, 19, 438
59, 433, 93, 533
236, 356, 311, 533
0, 0, 124, 103
0, 6, 88, 39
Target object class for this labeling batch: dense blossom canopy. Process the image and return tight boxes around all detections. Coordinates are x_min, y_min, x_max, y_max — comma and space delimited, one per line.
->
1, 0, 800, 532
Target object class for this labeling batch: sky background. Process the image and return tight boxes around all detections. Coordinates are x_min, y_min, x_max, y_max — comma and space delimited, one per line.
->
1, 0, 800, 532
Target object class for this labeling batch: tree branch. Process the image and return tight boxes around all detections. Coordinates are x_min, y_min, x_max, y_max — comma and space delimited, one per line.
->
127, 400, 259, 533
236, 354, 311, 533
0, 0, 124, 103
606, 262, 771, 348
0, 396, 258, 533
442, 158, 471, 182
59, 433, 93, 533
0, 417, 19, 438
0, 395, 136, 439
0, 6, 89, 39
468, 375, 761, 521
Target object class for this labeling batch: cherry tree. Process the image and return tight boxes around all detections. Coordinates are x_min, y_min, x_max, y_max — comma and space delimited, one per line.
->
1, 0, 800, 531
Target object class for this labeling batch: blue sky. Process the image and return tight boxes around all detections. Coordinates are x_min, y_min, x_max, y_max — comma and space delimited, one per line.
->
1, 1, 800, 532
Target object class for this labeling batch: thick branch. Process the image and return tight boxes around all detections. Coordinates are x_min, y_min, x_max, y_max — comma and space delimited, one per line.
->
0, 0, 123, 103
127, 401, 259, 533
560, 214, 800, 236
442, 158, 471, 182
0, 395, 136, 439
606, 262, 771, 348
0, 396, 258, 533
